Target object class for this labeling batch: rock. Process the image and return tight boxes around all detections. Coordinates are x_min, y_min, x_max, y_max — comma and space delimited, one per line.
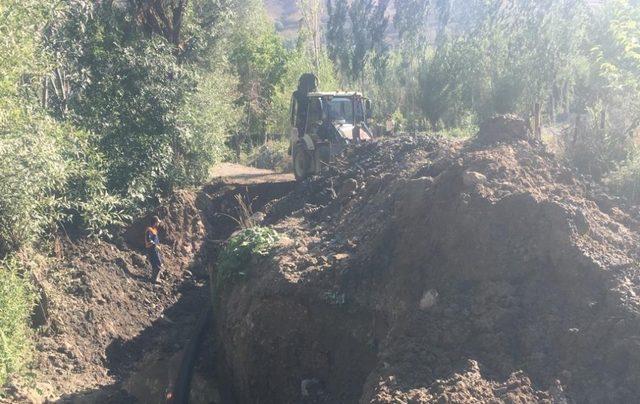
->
607, 221, 620, 232
333, 253, 350, 261
549, 380, 568, 404
181, 243, 193, 255
593, 193, 615, 213
410, 176, 435, 188
277, 236, 295, 249
301, 378, 322, 397
574, 210, 590, 235
419, 289, 439, 310
250, 212, 266, 224
339, 178, 359, 198
131, 253, 147, 268
462, 171, 487, 187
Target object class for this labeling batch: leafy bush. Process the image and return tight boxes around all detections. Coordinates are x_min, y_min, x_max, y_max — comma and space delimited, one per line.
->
0, 116, 70, 256
46, 0, 240, 209
230, 0, 289, 141
606, 154, 640, 203
179, 65, 241, 182
0, 257, 36, 387
216, 226, 280, 284
564, 2, 640, 180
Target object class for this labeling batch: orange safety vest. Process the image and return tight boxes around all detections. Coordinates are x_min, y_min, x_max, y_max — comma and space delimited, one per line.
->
145, 226, 158, 248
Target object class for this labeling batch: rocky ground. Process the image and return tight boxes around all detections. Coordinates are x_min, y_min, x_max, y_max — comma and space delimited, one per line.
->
213, 116, 640, 403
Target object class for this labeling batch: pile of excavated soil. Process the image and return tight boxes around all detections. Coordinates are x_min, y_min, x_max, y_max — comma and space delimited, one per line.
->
214, 116, 640, 403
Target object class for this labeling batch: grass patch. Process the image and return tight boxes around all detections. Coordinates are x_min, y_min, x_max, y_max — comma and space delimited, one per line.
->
216, 226, 280, 285
0, 257, 35, 388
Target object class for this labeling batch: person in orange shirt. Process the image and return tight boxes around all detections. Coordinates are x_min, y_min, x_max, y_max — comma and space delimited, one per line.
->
145, 216, 164, 284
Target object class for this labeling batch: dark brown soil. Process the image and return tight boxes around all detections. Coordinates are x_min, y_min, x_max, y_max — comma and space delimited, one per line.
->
6, 168, 295, 403
213, 116, 640, 403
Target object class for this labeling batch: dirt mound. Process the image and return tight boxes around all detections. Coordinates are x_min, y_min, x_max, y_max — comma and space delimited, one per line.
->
475, 114, 536, 145
214, 117, 640, 403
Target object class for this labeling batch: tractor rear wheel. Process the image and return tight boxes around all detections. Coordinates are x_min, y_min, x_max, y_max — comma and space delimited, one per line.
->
292, 143, 313, 181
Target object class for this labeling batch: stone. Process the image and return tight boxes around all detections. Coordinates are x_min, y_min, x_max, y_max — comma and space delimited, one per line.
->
574, 210, 590, 235
250, 212, 266, 224
419, 289, 439, 310
339, 178, 359, 198
333, 253, 350, 261
462, 171, 487, 187
301, 378, 322, 397
131, 253, 147, 268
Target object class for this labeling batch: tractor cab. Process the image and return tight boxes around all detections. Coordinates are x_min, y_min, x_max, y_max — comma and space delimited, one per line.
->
289, 77, 373, 180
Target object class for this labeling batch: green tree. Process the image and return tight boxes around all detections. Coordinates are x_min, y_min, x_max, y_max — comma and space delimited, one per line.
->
229, 0, 288, 144
45, 0, 238, 206
326, 0, 390, 83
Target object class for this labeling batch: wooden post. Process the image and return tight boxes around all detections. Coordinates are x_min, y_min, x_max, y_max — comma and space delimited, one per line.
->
573, 115, 580, 145
550, 92, 556, 124
41, 76, 49, 109
562, 81, 569, 115
534, 103, 542, 140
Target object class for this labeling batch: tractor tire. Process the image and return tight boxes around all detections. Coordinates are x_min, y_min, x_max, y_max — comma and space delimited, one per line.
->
292, 142, 313, 181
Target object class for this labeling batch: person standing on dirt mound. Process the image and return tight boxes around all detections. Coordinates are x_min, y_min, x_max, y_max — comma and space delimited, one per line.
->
145, 216, 164, 284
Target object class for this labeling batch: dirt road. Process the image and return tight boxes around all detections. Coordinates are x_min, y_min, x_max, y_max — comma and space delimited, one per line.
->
210, 163, 294, 185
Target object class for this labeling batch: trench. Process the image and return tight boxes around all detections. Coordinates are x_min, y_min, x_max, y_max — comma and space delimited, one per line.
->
130, 178, 297, 404
51, 176, 296, 404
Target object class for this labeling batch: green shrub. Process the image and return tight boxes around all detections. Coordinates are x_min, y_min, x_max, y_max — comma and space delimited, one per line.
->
47, 1, 241, 208
216, 226, 280, 285
605, 152, 640, 203
0, 257, 36, 387
0, 117, 70, 256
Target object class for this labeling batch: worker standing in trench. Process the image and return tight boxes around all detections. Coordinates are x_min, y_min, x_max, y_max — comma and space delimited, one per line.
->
145, 216, 164, 284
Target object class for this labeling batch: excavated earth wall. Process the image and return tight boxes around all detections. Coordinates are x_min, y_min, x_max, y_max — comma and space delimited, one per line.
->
214, 116, 640, 403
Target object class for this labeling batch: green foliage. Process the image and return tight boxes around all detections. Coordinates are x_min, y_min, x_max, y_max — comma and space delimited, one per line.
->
606, 150, 640, 202
180, 64, 241, 179
0, 0, 119, 253
326, 0, 391, 83
230, 0, 289, 139
216, 226, 280, 284
40, 0, 242, 211
0, 0, 50, 110
0, 257, 36, 387
62, 134, 130, 237
418, 38, 482, 129
567, 1, 640, 179
0, 116, 68, 256
47, 3, 193, 202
